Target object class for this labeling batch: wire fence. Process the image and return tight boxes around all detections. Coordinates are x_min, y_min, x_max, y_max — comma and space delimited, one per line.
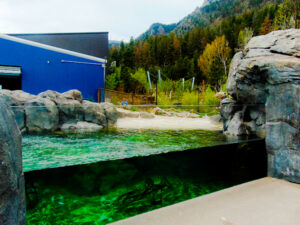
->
118, 105, 220, 117
98, 88, 155, 105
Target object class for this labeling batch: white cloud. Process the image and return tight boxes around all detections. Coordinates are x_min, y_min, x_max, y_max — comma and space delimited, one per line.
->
0, 0, 203, 41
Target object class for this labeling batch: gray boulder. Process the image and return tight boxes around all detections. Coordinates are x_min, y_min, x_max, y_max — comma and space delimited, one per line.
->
61, 89, 83, 103
101, 103, 119, 127
152, 107, 171, 116
227, 29, 300, 104
117, 108, 140, 118
220, 98, 243, 132
0, 89, 35, 104
224, 111, 247, 136
0, 98, 26, 225
0, 89, 119, 133
25, 97, 59, 133
246, 29, 300, 57
140, 112, 155, 119
39, 90, 83, 123
222, 29, 300, 138
38, 90, 61, 100
82, 100, 106, 125
220, 98, 241, 120
0, 90, 35, 132
61, 121, 103, 132
209, 115, 222, 125
0, 93, 25, 132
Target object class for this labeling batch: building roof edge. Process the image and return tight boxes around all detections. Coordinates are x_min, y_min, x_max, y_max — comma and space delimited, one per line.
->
0, 34, 107, 64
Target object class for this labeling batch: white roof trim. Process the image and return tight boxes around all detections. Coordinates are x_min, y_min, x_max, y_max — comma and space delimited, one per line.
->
0, 34, 107, 64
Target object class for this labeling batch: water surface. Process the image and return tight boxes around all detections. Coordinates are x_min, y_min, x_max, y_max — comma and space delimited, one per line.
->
22, 129, 258, 172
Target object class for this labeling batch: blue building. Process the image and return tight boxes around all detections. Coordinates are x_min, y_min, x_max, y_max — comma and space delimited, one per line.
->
0, 34, 107, 101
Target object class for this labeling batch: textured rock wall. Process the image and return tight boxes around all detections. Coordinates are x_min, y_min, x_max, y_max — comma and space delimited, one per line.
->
221, 29, 300, 183
0, 89, 119, 133
0, 98, 26, 224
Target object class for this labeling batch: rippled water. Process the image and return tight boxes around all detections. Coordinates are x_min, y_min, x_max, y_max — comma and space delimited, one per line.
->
22, 129, 257, 172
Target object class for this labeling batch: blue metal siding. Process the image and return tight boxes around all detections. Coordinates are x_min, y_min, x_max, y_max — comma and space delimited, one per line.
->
0, 38, 104, 101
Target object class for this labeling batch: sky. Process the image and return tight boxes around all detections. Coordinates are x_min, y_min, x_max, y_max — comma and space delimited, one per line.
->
0, 0, 203, 42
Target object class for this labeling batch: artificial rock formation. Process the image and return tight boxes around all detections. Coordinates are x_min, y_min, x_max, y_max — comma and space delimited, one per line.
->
0, 89, 119, 133
38, 90, 84, 123
25, 97, 59, 133
0, 98, 26, 224
61, 121, 103, 132
221, 29, 300, 183
0, 90, 35, 132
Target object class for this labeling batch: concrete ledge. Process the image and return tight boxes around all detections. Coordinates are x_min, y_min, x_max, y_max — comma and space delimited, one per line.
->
110, 177, 300, 225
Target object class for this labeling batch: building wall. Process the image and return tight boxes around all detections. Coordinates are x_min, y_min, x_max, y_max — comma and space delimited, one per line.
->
0, 38, 105, 101
10, 32, 109, 60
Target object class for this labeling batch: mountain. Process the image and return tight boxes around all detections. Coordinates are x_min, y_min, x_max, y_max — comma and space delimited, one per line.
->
137, 0, 218, 39
137, 23, 178, 40
202, 0, 219, 7
109, 40, 121, 48
137, 0, 279, 38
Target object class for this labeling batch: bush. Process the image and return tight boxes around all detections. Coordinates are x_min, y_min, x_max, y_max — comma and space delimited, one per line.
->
130, 68, 153, 94
129, 106, 138, 111
106, 73, 119, 90
201, 86, 220, 106
181, 91, 198, 105
157, 93, 173, 105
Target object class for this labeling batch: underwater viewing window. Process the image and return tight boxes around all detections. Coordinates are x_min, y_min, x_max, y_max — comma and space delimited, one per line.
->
25, 138, 267, 224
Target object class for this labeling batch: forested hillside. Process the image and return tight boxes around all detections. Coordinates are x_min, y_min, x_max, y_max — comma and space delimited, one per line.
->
139, 0, 282, 38
137, 23, 178, 40
107, 0, 299, 99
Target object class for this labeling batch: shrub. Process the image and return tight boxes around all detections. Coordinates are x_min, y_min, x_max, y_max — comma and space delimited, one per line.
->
201, 86, 220, 106
106, 67, 121, 90
130, 68, 153, 94
157, 93, 173, 105
129, 106, 138, 111
106, 73, 119, 90
181, 91, 198, 105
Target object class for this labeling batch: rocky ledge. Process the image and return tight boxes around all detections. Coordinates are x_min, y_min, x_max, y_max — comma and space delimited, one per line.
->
221, 29, 300, 138
221, 29, 299, 183
0, 89, 119, 133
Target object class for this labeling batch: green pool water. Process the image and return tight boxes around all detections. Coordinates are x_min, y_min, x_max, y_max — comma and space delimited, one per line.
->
23, 129, 266, 224
22, 129, 257, 172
